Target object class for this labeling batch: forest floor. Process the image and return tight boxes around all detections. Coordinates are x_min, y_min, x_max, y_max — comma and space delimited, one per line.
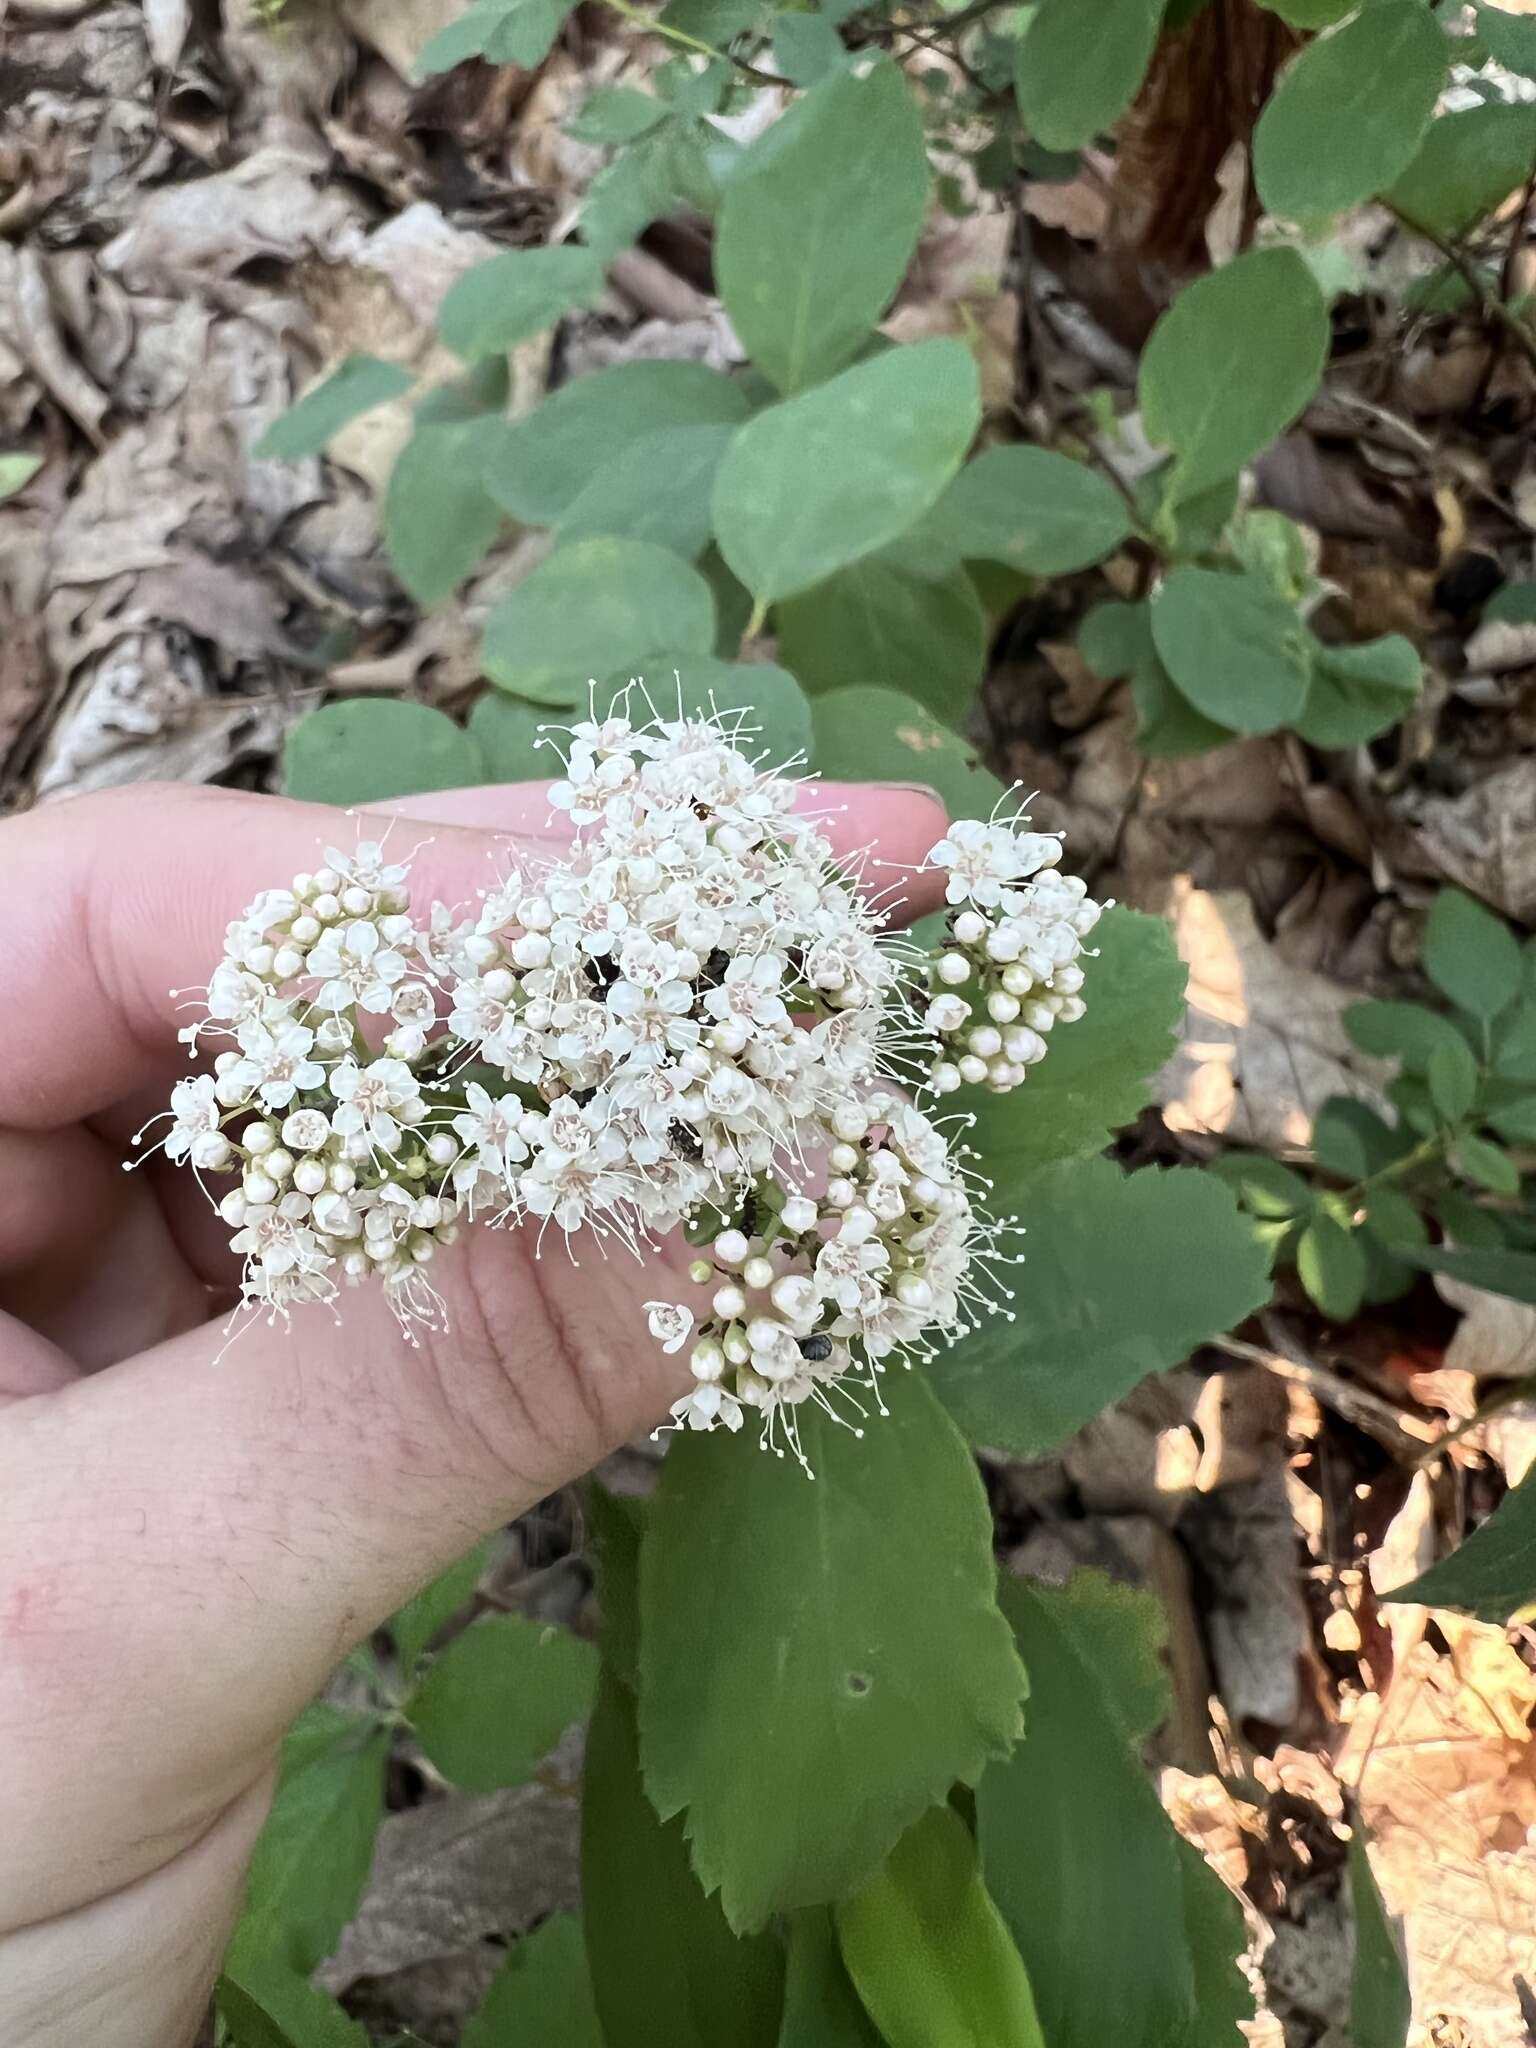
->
7, 3, 1536, 2042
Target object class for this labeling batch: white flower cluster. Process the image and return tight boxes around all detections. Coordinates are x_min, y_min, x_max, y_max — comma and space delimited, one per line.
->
921, 818, 1104, 1095
150, 699, 1102, 1472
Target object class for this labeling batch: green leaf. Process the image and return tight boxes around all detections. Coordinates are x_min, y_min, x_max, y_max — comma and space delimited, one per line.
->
0, 451, 42, 500
384, 420, 504, 606
1209, 1149, 1316, 1220
779, 1910, 881, 2048
715, 54, 927, 394
781, 567, 987, 729
566, 85, 669, 144
1424, 887, 1522, 1020
1387, 1460, 1536, 1621
1296, 635, 1422, 749
809, 685, 1003, 815
1030, 1573, 1171, 1747
1344, 999, 1472, 1074
1150, 567, 1311, 735
1254, 1, 1448, 222
1296, 1211, 1367, 1321
1454, 1131, 1520, 1195
979, 1577, 1250, 2048
583, 1666, 786, 2048
711, 339, 981, 603
1388, 100, 1536, 239
1131, 651, 1238, 758
964, 906, 1187, 1180
587, 1482, 646, 1692
1255, 0, 1353, 26
228, 1705, 388, 1978
1139, 248, 1330, 503
282, 700, 485, 805
557, 422, 737, 558
639, 1369, 1026, 1932
1175, 1834, 1256, 2045
217, 1967, 369, 2048
1349, 1829, 1412, 2048
482, 360, 752, 525
1312, 1097, 1410, 1180
471, 658, 812, 778
1078, 599, 1149, 679
1362, 1186, 1429, 1251
912, 445, 1133, 576
1476, 0, 1536, 78
774, 11, 848, 83
835, 1805, 1045, 2048
405, 1614, 598, 1793
419, 0, 579, 74
1013, 0, 1165, 151
439, 247, 605, 360
928, 1160, 1271, 1456
462, 1913, 603, 2048
255, 356, 414, 461
1428, 1038, 1479, 1124
388, 1538, 491, 1677
482, 538, 716, 705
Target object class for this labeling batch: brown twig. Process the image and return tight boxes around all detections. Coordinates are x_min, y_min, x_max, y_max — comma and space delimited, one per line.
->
1388, 201, 1536, 376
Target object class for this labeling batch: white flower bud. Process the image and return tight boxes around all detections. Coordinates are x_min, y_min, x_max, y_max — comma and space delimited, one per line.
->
831, 1103, 869, 1142
968, 1026, 1002, 1059
219, 1189, 248, 1226
986, 991, 1020, 1024
293, 1158, 328, 1196
781, 1195, 818, 1234
690, 1338, 725, 1382
688, 1258, 713, 1286
937, 952, 970, 985
714, 1228, 749, 1266
426, 1133, 458, 1168
826, 1176, 857, 1209
341, 886, 371, 917
895, 1273, 933, 1310
290, 914, 321, 945
828, 1143, 859, 1174
770, 1274, 817, 1321
190, 1132, 232, 1172
312, 893, 340, 922
743, 1255, 775, 1291
1001, 963, 1033, 996
271, 946, 305, 981
713, 1283, 747, 1319
244, 1121, 277, 1155
953, 910, 987, 945
839, 1206, 876, 1245
264, 1147, 295, 1182
243, 1169, 278, 1204
930, 1062, 962, 1094
327, 1161, 356, 1194
723, 1325, 751, 1365
958, 1055, 988, 1086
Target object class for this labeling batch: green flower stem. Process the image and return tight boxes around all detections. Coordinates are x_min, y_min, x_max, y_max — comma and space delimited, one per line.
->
600, 0, 793, 88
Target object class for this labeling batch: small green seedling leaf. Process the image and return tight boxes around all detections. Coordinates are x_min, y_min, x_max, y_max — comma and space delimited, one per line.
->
438, 246, 606, 359
0, 452, 42, 500
255, 357, 415, 461
1295, 635, 1422, 750
388, 1538, 492, 1677
1453, 1132, 1520, 1195
406, 1614, 598, 1793
1386, 1460, 1536, 1622
1149, 568, 1310, 734
1388, 100, 1536, 239
462, 1913, 603, 2048
912, 444, 1134, 577
1296, 1211, 1367, 1321
1424, 888, 1522, 1021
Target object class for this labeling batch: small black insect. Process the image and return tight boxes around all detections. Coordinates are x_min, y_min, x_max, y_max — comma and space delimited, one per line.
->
798, 1334, 833, 1363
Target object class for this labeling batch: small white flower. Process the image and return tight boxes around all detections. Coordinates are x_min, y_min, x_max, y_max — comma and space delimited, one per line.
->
645, 1301, 695, 1354
330, 1058, 423, 1154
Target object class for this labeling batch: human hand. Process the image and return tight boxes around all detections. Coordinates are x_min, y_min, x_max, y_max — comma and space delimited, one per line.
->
0, 776, 945, 2046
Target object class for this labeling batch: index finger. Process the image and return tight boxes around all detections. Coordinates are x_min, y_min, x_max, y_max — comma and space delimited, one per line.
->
3, 776, 947, 1129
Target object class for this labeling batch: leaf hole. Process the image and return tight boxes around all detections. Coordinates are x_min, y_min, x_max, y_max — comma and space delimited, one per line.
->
846, 1671, 871, 1696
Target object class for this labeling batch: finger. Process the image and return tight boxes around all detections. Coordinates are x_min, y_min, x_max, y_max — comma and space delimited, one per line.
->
3, 779, 945, 1133
0, 1222, 701, 1927
0, 1128, 207, 1370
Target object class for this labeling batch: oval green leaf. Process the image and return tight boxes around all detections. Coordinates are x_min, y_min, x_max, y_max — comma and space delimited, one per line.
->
1254, 1, 1448, 222
781, 568, 988, 730
711, 339, 981, 603
283, 699, 486, 804
1150, 567, 1311, 734
481, 538, 717, 705
715, 53, 929, 394
1013, 0, 1165, 151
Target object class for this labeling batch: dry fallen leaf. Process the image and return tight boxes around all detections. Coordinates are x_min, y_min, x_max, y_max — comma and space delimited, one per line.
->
1156, 881, 1390, 1150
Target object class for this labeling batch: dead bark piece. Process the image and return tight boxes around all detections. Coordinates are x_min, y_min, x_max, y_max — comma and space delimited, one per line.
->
1182, 1470, 1308, 1730
1395, 758, 1536, 924
0, 247, 110, 445
318, 1732, 583, 1995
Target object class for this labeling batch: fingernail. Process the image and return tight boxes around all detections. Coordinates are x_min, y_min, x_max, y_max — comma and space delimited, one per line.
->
873, 781, 944, 801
